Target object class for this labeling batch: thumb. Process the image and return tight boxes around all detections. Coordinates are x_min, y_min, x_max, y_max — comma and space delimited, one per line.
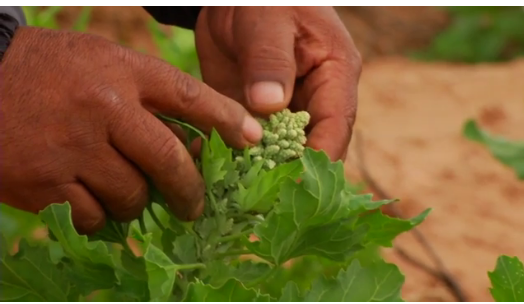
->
235, 10, 297, 114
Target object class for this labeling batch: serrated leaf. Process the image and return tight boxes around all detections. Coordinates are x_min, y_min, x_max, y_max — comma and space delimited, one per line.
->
280, 282, 303, 301
173, 234, 198, 264
0, 236, 79, 301
201, 129, 235, 188
239, 159, 303, 212
246, 149, 427, 265
38, 202, 119, 293
184, 279, 271, 301
137, 233, 177, 301
282, 260, 404, 301
463, 119, 524, 179
488, 255, 524, 301
202, 260, 272, 288
358, 208, 432, 247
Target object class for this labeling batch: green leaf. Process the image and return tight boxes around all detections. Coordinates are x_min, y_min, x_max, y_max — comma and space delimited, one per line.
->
463, 119, 524, 179
280, 282, 303, 301
358, 208, 432, 247
184, 279, 271, 301
237, 159, 303, 212
38, 202, 119, 294
201, 129, 236, 189
280, 259, 404, 301
89, 219, 129, 244
137, 233, 177, 301
203, 260, 272, 288
172, 234, 198, 264
0, 236, 79, 301
246, 149, 427, 265
488, 255, 524, 301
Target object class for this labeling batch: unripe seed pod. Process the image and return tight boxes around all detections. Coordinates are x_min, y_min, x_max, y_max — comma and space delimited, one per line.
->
249, 146, 264, 156
265, 145, 280, 156
278, 140, 290, 149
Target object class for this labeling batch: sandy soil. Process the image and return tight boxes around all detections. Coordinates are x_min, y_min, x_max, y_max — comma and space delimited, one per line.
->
44, 6, 524, 301
344, 57, 524, 301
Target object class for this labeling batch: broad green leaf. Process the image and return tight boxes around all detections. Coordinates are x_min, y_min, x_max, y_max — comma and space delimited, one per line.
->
0, 236, 79, 301
246, 149, 428, 265
463, 119, 524, 179
184, 279, 271, 301
38, 202, 119, 293
0, 203, 44, 245
358, 208, 432, 247
116, 250, 149, 301
488, 255, 524, 301
280, 282, 303, 301
137, 233, 177, 301
172, 234, 198, 264
237, 159, 303, 212
281, 260, 404, 301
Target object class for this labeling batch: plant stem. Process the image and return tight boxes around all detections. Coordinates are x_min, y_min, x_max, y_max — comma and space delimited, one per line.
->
245, 266, 279, 289
217, 229, 253, 244
147, 204, 165, 232
176, 263, 206, 271
213, 249, 251, 259
138, 214, 147, 235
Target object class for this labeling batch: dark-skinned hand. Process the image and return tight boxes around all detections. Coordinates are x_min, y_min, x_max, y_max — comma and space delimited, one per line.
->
0, 27, 263, 234
195, 6, 361, 161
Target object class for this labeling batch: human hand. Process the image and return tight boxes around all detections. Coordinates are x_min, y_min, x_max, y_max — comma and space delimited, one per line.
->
194, 6, 361, 161
0, 27, 262, 234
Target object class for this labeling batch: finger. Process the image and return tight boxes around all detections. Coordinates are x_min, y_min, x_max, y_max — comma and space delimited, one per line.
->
78, 144, 148, 223
298, 57, 361, 161
234, 7, 297, 114
131, 54, 262, 148
162, 121, 188, 144
108, 105, 205, 221
60, 182, 107, 235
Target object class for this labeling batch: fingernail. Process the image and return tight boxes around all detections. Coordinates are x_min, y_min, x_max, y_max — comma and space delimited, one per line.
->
242, 115, 263, 144
190, 198, 205, 221
249, 81, 284, 106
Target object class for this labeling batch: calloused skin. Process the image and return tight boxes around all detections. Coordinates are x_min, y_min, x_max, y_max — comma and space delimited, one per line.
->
0, 7, 361, 234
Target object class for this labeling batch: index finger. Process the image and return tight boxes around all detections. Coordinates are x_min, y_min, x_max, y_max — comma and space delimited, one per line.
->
130, 53, 263, 149
300, 56, 361, 161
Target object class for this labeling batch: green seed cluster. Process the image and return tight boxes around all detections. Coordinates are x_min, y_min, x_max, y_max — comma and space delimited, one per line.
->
247, 109, 310, 169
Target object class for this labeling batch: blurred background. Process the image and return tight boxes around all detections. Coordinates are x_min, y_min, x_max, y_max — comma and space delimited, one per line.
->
2, 6, 523, 301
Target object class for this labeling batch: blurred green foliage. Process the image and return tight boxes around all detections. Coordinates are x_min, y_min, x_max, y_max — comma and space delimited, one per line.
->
413, 6, 524, 63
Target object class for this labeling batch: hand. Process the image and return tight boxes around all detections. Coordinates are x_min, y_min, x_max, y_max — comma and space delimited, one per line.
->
194, 7, 361, 161
0, 27, 262, 234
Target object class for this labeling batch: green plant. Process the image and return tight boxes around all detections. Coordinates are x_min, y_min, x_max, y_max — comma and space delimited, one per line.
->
488, 255, 524, 301
463, 119, 524, 179
463, 119, 524, 301
412, 7, 524, 63
23, 6, 92, 32
0, 110, 430, 301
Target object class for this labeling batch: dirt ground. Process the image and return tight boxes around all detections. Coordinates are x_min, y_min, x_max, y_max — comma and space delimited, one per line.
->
345, 58, 524, 301
51, 7, 523, 302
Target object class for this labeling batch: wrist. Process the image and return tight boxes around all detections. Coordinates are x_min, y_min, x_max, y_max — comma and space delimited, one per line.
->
0, 13, 19, 63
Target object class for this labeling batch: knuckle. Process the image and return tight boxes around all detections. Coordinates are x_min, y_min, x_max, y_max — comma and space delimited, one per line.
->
116, 182, 148, 222
246, 45, 295, 72
174, 71, 203, 112
152, 137, 183, 173
76, 215, 106, 235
